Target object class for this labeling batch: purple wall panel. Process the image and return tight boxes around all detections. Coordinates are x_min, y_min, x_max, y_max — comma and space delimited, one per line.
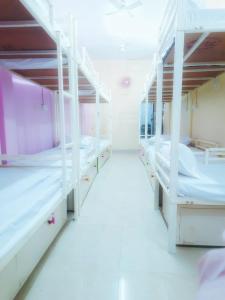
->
0, 83, 6, 155
0, 68, 56, 155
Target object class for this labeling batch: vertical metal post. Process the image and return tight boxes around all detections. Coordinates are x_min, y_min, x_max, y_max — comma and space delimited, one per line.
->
168, 0, 185, 254
109, 91, 113, 153
155, 60, 163, 150
96, 84, 100, 159
68, 16, 80, 219
49, 1, 55, 27
53, 90, 60, 144
56, 31, 67, 198
138, 101, 141, 143
144, 91, 148, 140
154, 59, 163, 210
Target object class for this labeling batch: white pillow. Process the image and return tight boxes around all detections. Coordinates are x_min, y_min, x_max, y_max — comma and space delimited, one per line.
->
148, 135, 170, 145
180, 136, 191, 146
160, 142, 199, 178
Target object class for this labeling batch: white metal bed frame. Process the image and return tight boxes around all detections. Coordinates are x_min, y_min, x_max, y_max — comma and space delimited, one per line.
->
140, 0, 225, 253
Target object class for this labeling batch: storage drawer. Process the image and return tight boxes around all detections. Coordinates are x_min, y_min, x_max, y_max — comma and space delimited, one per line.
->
0, 257, 19, 300
80, 162, 98, 206
98, 148, 111, 170
0, 199, 67, 300
162, 190, 225, 246
177, 205, 225, 246
17, 199, 67, 288
146, 163, 155, 191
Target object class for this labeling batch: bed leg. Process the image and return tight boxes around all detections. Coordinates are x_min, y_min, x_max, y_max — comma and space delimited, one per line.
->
168, 201, 177, 254
73, 187, 80, 220
154, 180, 160, 210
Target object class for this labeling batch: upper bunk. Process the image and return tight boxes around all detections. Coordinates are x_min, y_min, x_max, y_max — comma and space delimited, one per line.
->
147, 0, 225, 103
0, 0, 110, 104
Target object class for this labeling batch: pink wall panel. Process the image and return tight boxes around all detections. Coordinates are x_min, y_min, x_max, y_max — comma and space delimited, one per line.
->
0, 68, 56, 155
1, 70, 19, 155
0, 85, 6, 154
64, 98, 72, 143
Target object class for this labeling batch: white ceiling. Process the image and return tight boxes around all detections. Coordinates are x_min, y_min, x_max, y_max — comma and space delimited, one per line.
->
52, 0, 225, 60
52, 0, 166, 60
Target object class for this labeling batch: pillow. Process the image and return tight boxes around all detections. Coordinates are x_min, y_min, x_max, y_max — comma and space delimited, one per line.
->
148, 135, 170, 145
160, 142, 199, 178
180, 136, 191, 146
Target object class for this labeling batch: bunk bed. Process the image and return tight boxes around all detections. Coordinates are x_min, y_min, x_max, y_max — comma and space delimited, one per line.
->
0, 2, 112, 296
0, 1, 81, 299
148, 0, 225, 252
75, 50, 111, 206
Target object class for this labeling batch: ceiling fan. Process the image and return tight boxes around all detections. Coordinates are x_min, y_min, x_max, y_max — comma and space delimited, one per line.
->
106, 0, 143, 17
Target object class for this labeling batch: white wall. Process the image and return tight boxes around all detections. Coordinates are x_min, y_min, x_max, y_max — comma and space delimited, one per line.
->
163, 72, 225, 146
191, 73, 225, 146
94, 60, 152, 150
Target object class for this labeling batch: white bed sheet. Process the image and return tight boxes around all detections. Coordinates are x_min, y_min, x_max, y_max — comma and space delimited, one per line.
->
145, 145, 225, 202
179, 159, 225, 202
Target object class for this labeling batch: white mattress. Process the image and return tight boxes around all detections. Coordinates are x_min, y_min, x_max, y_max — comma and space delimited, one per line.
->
145, 145, 225, 203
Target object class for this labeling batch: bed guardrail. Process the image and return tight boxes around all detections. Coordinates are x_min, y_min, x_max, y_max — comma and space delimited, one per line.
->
21, 0, 54, 26
155, 152, 170, 196
0, 152, 73, 168
192, 139, 219, 151
81, 47, 99, 85
205, 148, 225, 164
158, 0, 177, 55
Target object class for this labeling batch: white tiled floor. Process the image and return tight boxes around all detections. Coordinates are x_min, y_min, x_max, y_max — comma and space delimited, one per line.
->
16, 151, 207, 300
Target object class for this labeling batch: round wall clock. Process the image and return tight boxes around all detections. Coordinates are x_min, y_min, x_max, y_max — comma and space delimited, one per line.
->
120, 76, 131, 88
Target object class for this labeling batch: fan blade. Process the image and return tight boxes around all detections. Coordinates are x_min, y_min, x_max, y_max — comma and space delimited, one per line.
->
109, 0, 123, 9
127, 0, 142, 10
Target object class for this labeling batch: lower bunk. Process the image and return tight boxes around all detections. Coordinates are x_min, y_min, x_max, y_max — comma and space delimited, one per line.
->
0, 137, 112, 298
142, 139, 225, 248
0, 166, 69, 300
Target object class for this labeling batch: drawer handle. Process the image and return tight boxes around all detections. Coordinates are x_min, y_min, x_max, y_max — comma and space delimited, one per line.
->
48, 215, 55, 225
83, 176, 90, 182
